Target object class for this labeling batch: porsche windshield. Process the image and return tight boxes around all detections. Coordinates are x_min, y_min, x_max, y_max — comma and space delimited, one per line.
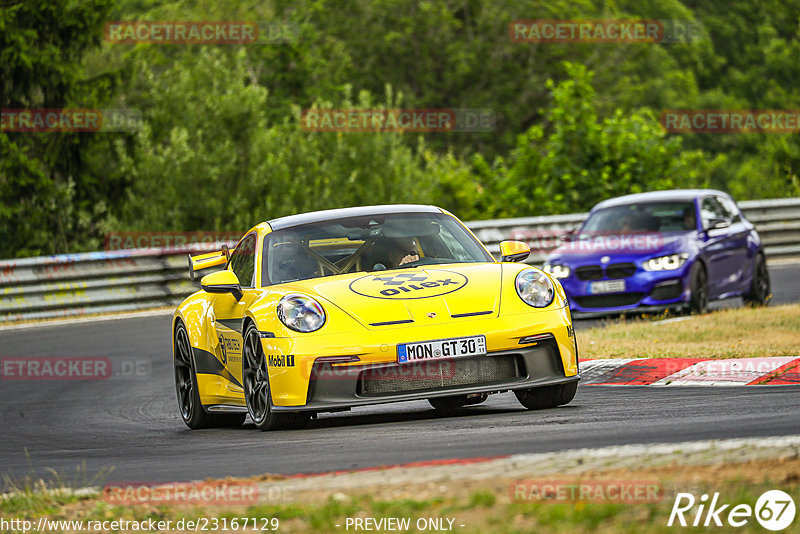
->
261, 212, 493, 285
580, 201, 696, 236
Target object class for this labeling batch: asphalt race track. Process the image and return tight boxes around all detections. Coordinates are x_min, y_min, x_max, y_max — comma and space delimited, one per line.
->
1, 262, 799, 485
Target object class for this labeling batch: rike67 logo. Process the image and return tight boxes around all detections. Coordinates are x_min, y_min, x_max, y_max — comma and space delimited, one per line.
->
668, 490, 796, 531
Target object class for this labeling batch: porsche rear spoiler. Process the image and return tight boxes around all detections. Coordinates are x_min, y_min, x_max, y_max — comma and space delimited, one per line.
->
187, 244, 230, 281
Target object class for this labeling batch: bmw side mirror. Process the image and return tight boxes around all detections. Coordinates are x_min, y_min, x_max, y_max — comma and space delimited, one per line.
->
559, 226, 577, 242
707, 219, 730, 231
201, 270, 243, 301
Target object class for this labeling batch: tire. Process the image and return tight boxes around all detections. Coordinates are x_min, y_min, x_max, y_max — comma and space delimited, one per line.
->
743, 253, 770, 307
428, 393, 488, 411
174, 322, 245, 429
514, 382, 577, 410
559, 381, 578, 404
689, 262, 709, 314
242, 323, 310, 431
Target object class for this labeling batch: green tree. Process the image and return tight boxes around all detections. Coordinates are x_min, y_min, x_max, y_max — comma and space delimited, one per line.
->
113, 46, 471, 230
0, 0, 116, 257
5, 0, 800, 260
485, 63, 716, 216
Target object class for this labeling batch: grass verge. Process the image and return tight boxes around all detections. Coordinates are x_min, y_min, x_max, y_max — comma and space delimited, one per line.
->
579, 304, 800, 359
3, 458, 798, 533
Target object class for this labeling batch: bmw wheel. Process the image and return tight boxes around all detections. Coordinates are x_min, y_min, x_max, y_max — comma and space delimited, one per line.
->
743, 254, 770, 306
689, 262, 709, 314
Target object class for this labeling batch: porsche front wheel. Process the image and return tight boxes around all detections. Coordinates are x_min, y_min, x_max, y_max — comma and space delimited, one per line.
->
174, 322, 245, 429
428, 393, 488, 411
515, 382, 577, 410
242, 324, 310, 431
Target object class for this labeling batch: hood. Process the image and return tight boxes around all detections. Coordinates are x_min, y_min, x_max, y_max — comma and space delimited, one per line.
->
548, 232, 691, 265
285, 263, 502, 329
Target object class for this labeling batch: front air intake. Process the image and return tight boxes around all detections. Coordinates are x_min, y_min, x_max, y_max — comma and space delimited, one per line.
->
358, 355, 521, 396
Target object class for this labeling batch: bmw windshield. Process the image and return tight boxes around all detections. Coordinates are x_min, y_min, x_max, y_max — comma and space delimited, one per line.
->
579, 201, 696, 236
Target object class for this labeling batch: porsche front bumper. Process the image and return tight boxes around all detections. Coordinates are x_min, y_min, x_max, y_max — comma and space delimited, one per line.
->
271, 338, 578, 413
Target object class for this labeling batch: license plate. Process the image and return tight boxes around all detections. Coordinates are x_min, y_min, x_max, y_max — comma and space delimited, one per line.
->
589, 279, 626, 294
397, 335, 486, 364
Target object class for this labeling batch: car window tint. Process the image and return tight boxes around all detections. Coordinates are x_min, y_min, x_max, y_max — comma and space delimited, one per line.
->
716, 196, 742, 223
229, 233, 256, 287
700, 197, 727, 229
580, 202, 694, 234
261, 212, 493, 286
422, 216, 482, 261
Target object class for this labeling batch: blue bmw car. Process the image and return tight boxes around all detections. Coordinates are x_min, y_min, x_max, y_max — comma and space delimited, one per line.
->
543, 190, 770, 316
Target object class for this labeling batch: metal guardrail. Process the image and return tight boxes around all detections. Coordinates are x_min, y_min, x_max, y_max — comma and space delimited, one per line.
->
0, 247, 232, 323
1, 198, 798, 323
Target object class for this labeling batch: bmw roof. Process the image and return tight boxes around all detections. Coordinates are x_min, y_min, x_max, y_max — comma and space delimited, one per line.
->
267, 204, 442, 231
591, 189, 732, 211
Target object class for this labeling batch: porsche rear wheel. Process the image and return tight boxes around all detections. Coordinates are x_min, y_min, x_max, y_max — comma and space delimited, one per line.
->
515, 382, 577, 410
428, 393, 488, 411
242, 324, 310, 431
174, 322, 245, 429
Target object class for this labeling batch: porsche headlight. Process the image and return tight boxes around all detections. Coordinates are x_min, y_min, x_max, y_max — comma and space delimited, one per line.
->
515, 269, 555, 308
643, 253, 689, 272
277, 294, 326, 332
543, 263, 571, 279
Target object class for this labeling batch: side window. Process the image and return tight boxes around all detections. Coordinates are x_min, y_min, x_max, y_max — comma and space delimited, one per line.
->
229, 233, 257, 287
716, 196, 742, 223
700, 197, 727, 229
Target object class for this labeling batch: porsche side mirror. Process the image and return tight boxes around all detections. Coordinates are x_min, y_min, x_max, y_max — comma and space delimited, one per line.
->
499, 240, 531, 262
201, 270, 243, 301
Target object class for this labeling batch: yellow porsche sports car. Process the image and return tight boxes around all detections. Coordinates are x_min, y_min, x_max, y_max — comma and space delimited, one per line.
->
173, 205, 579, 430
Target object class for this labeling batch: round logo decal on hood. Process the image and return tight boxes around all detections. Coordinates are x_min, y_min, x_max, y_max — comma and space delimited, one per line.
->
349, 270, 468, 300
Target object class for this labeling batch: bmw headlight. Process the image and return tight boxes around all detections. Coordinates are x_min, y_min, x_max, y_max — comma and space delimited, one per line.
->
277, 294, 326, 332
543, 263, 570, 279
515, 269, 555, 308
643, 253, 689, 272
